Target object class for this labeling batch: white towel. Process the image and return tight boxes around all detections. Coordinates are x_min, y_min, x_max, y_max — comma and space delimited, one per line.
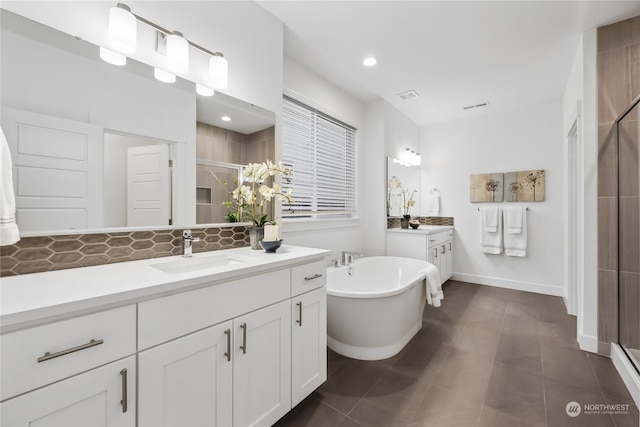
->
426, 190, 440, 216
481, 206, 499, 232
505, 206, 523, 234
503, 207, 527, 257
480, 207, 502, 254
0, 128, 20, 246
421, 263, 443, 307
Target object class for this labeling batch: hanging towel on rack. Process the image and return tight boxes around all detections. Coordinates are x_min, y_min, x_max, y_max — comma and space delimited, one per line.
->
503, 207, 527, 257
427, 189, 441, 216
480, 207, 502, 254
0, 128, 20, 246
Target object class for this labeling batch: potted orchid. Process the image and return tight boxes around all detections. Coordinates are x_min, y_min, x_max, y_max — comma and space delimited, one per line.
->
401, 188, 417, 228
223, 160, 293, 249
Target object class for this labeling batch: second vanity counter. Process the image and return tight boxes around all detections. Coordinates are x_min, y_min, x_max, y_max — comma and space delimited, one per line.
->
1, 245, 330, 332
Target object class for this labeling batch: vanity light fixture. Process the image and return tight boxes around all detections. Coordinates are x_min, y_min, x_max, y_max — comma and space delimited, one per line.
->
102, 3, 228, 92
401, 148, 421, 167
99, 47, 127, 66
108, 3, 137, 54
154, 67, 176, 84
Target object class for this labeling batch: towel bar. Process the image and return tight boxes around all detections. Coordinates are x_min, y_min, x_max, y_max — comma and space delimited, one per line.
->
477, 207, 529, 211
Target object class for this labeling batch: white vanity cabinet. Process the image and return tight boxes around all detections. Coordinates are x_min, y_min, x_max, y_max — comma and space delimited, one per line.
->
0, 305, 137, 427
1, 245, 330, 427
387, 227, 454, 285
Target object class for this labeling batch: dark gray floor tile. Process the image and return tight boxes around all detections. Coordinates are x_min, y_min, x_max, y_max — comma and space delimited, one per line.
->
348, 369, 428, 427
542, 345, 601, 392
538, 315, 577, 340
604, 393, 639, 427
451, 324, 501, 358
410, 383, 483, 427
390, 332, 453, 382
587, 353, 637, 402
495, 332, 543, 376
544, 377, 616, 427
477, 405, 541, 427
432, 349, 493, 404
314, 358, 389, 415
505, 298, 540, 320
337, 417, 364, 427
273, 396, 346, 427
484, 360, 546, 427
501, 312, 539, 337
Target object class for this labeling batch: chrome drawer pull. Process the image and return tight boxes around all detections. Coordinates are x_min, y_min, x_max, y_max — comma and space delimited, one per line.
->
296, 302, 303, 326
224, 329, 231, 362
240, 323, 247, 354
304, 273, 323, 281
37, 339, 104, 363
120, 368, 128, 413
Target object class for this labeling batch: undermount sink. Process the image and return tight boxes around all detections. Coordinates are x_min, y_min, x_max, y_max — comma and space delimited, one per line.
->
151, 252, 252, 275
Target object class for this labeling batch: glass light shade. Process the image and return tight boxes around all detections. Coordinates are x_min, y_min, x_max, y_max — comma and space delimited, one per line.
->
108, 5, 137, 54
196, 84, 214, 96
99, 47, 127, 66
209, 55, 228, 89
154, 68, 176, 83
166, 32, 189, 74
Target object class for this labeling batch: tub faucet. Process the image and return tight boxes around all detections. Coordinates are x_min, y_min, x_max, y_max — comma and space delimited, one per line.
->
342, 251, 362, 265
182, 230, 202, 257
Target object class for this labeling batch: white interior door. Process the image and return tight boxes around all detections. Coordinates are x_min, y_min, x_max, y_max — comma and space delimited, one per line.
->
1, 107, 103, 232
127, 144, 170, 226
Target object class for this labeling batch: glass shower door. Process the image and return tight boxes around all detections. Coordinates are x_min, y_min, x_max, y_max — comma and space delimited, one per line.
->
618, 97, 640, 373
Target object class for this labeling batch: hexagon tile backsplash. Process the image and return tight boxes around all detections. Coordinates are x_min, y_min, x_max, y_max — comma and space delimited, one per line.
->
0, 226, 250, 277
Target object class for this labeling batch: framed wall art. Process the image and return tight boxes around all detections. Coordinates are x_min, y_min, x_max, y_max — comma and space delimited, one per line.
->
470, 173, 504, 202
505, 169, 545, 202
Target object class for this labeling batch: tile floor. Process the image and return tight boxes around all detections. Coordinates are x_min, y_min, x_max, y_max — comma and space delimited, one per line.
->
275, 280, 639, 427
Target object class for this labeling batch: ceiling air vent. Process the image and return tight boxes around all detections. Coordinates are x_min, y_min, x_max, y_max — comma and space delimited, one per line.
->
397, 90, 420, 101
463, 101, 490, 110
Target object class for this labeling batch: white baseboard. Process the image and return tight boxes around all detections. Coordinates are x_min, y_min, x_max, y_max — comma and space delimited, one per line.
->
577, 330, 599, 353
610, 343, 640, 408
451, 273, 564, 297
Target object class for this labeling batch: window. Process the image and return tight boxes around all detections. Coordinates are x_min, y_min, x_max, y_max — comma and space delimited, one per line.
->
281, 95, 357, 218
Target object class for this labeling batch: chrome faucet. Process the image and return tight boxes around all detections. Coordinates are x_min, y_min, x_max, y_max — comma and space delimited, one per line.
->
342, 251, 362, 265
182, 230, 202, 257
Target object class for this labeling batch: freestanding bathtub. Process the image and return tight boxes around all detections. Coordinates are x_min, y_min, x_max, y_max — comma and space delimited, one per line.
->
326, 256, 440, 360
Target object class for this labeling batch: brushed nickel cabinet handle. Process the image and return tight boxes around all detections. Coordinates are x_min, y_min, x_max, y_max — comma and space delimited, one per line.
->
240, 323, 247, 354
120, 368, 128, 413
433, 249, 438, 258
296, 302, 303, 326
304, 273, 323, 281
37, 339, 104, 363
448, 242, 452, 251
224, 329, 231, 362
441, 245, 446, 254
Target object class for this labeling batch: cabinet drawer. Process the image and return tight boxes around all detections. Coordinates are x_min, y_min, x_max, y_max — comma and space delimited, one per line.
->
1, 305, 136, 401
138, 269, 290, 350
291, 260, 327, 296
427, 230, 452, 248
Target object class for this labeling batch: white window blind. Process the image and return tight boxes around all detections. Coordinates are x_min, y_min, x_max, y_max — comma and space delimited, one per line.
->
282, 95, 357, 218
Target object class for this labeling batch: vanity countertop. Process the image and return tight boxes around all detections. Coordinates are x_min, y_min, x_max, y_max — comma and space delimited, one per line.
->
0, 245, 330, 333
387, 225, 454, 234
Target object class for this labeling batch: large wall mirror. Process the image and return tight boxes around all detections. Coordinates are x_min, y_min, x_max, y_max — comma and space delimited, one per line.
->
387, 156, 421, 217
0, 9, 275, 235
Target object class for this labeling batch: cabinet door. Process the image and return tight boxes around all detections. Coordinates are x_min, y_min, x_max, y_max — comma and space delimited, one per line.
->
428, 244, 441, 276
138, 321, 233, 427
233, 300, 291, 427
443, 240, 453, 282
292, 288, 327, 406
1, 356, 135, 427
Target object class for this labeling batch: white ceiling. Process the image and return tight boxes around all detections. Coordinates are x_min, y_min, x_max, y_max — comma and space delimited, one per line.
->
257, 0, 640, 125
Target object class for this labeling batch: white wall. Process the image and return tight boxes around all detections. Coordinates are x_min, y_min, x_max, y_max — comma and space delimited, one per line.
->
421, 99, 565, 296
562, 30, 599, 352
282, 56, 365, 262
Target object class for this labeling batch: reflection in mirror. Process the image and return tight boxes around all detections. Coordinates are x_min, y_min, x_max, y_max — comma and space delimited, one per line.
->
0, 9, 275, 234
387, 157, 421, 217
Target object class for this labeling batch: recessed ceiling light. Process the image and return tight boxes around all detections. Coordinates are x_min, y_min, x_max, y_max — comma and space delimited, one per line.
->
221, 115, 231, 122
363, 57, 377, 67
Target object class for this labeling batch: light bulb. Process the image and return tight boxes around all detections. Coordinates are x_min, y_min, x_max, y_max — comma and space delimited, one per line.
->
154, 68, 176, 83
166, 32, 189, 74
209, 54, 228, 89
100, 47, 126, 66
196, 84, 214, 96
